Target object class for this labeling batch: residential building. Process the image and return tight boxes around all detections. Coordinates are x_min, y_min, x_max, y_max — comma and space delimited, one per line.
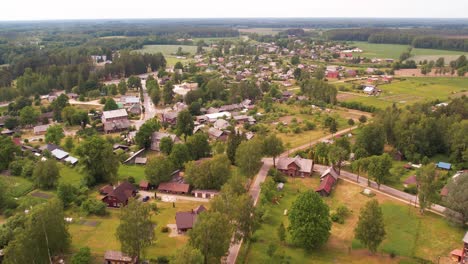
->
316, 167, 339, 196
175, 205, 206, 233
276, 156, 313, 177
102, 181, 137, 208
101, 109, 130, 133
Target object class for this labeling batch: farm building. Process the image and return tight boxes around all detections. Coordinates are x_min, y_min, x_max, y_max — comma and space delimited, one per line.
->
192, 189, 219, 199
276, 156, 313, 177
157, 182, 190, 195
101, 181, 137, 208
316, 167, 339, 196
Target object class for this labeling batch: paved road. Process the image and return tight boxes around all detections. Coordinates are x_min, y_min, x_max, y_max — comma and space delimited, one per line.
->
133, 79, 157, 130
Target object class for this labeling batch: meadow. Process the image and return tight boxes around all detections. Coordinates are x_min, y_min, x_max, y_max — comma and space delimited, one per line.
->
240, 177, 464, 264
351, 41, 467, 60
133, 44, 202, 66
338, 77, 468, 110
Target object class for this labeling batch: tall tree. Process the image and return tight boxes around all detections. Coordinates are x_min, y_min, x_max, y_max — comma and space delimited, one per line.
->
0, 136, 20, 171
355, 124, 385, 156
175, 110, 194, 141
444, 173, 468, 224
185, 154, 231, 190
77, 135, 119, 186
163, 81, 174, 104
159, 136, 174, 155
416, 164, 438, 213
288, 190, 331, 250
116, 199, 155, 260
169, 143, 191, 169
188, 212, 233, 264
172, 245, 204, 264
186, 133, 211, 160
235, 139, 263, 176
226, 130, 244, 164
3, 199, 70, 264
19, 106, 39, 126
366, 154, 392, 189
135, 118, 160, 148
118, 79, 128, 95
127, 76, 142, 90
33, 160, 60, 189
354, 199, 386, 253
145, 156, 174, 186
45, 124, 65, 145
263, 134, 284, 167
103, 98, 119, 111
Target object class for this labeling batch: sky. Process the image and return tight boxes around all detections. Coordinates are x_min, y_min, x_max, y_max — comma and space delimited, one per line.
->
1, 0, 467, 21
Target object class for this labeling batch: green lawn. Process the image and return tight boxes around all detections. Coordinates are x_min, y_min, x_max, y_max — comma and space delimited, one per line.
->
339, 77, 468, 110
68, 200, 208, 263
352, 41, 467, 60
118, 164, 146, 183
59, 164, 85, 187
0, 175, 34, 198
241, 177, 464, 264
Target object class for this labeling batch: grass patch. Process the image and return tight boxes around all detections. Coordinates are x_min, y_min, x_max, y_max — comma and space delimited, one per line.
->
58, 164, 85, 187
0, 175, 34, 198
118, 164, 146, 183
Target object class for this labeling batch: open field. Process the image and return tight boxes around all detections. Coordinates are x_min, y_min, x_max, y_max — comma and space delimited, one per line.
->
0, 175, 34, 198
58, 164, 85, 187
351, 41, 467, 60
239, 28, 285, 36
241, 177, 464, 264
338, 77, 468, 109
68, 199, 208, 263
133, 45, 202, 66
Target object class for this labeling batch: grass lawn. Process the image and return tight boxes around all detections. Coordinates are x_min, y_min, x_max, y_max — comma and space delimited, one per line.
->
241, 177, 464, 264
59, 164, 85, 187
0, 175, 34, 198
338, 77, 468, 110
68, 199, 208, 263
133, 45, 205, 66
118, 164, 146, 183
352, 41, 467, 60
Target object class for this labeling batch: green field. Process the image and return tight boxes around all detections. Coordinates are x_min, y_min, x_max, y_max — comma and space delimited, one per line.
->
241, 177, 464, 264
339, 77, 468, 109
239, 28, 285, 36
118, 164, 146, 183
0, 175, 34, 198
133, 44, 203, 66
352, 41, 467, 60
59, 164, 85, 187
69, 199, 208, 263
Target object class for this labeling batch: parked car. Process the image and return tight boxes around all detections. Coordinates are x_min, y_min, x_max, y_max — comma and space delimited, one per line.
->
142, 196, 150, 202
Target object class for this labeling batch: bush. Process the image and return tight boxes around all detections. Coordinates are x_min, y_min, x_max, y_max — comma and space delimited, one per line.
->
161, 226, 169, 233
331, 205, 350, 224
71, 247, 91, 264
268, 168, 287, 183
8, 160, 24, 176
156, 256, 169, 264
80, 198, 107, 216
404, 185, 418, 195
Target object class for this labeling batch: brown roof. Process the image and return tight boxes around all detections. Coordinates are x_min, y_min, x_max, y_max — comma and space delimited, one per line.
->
316, 174, 337, 195
403, 175, 418, 185
104, 181, 136, 203
176, 205, 206, 230
277, 156, 313, 174
194, 205, 207, 214
104, 250, 134, 262
158, 182, 190, 193
139, 180, 150, 188
100, 184, 114, 195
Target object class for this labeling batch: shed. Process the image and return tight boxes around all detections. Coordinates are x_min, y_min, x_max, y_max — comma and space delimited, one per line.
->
436, 162, 451, 170
277, 183, 284, 191
64, 156, 78, 165
135, 157, 147, 165
51, 149, 69, 160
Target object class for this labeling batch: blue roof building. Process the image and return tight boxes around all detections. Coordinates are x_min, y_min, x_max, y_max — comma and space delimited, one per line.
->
436, 162, 451, 170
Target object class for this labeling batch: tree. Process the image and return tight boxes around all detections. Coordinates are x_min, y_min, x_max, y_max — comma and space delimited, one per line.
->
288, 190, 331, 250
77, 135, 119, 186
0, 136, 20, 171
57, 182, 78, 208
348, 118, 355, 126
358, 115, 367, 124
263, 134, 284, 168
226, 130, 244, 164
118, 79, 128, 95
185, 154, 231, 190
3, 199, 70, 264
416, 164, 438, 213
63, 136, 74, 151
188, 211, 232, 264
235, 139, 263, 176
45, 125, 64, 145
127, 76, 142, 90
163, 81, 174, 104
172, 245, 204, 264
33, 160, 60, 189
103, 98, 119, 111
291, 55, 300, 65
354, 199, 386, 253
277, 222, 286, 242
71, 247, 91, 264
366, 154, 392, 189
176, 110, 194, 141
170, 143, 191, 169
145, 156, 174, 186
135, 118, 160, 148
186, 133, 211, 160
174, 61, 184, 70
19, 106, 39, 126
444, 173, 468, 224
355, 124, 385, 156
159, 136, 174, 155
435, 57, 445, 68
116, 199, 155, 260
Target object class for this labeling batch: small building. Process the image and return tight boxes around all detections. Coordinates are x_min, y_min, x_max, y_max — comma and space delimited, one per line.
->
276, 156, 313, 177
139, 180, 151, 190
176, 205, 206, 233
208, 127, 228, 141
100, 184, 114, 195
436, 162, 451, 170
64, 156, 79, 165
213, 119, 230, 130
102, 181, 137, 208
326, 71, 339, 79
161, 112, 178, 126
135, 157, 147, 165
51, 148, 69, 160
104, 250, 137, 264
157, 182, 190, 194
316, 167, 339, 196
150, 132, 181, 151
192, 189, 219, 199
363, 85, 376, 95
102, 109, 130, 133
33, 124, 50, 135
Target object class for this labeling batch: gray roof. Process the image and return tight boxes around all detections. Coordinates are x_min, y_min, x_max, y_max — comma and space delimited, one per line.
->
33, 124, 50, 134
213, 119, 229, 130
320, 167, 339, 180
151, 132, 180, 151
208, 127, 224, 138
277, 156, 313, 174
64, 156, 78, 165
464, 231, 468, 243
51, 149, 69, 160
102, 109, 128, 119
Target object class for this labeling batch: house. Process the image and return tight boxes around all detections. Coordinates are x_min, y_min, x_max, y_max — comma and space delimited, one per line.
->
161, 112, 178, 126
64, 156, 79, 165
213, 119, 230, 130
33, 124, 50, 135
40, 143, 60, 153
157, 182, 190, 194
102, 181, 137, 208
403, 175, 418, 188
276, 156, 313, 177
326, 71, 339, 79
127, 104, 141, 115
104, 250, 137, 264
135, 157, 147, 165
208, 127, 228, 141
120, 96, 140, 107
51, 148, 69, 160
192, 189, 219, 199
436, 162, 451, 170
175, 205, 207, 232
139, 180, 151, 190
101, 109, 130, 133
205, 111, 231, 122
100, 184, 114, 195
363, 85, 376, 95
150, 132, 180, 151
316, 167, 339, 196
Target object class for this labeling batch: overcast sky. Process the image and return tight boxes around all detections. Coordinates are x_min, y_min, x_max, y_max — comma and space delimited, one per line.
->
1, 0, 467, 21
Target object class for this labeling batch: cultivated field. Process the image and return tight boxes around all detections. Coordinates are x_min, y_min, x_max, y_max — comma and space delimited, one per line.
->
240, 177, 464, 264
351, 41, 467, 60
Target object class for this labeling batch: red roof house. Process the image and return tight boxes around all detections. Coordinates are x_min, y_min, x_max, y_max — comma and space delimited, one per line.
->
175, 205, 207, 232
101, 181, 137, 208
157, 182, 190, 194
316, 167, 339, 196
326, 71, 339, 79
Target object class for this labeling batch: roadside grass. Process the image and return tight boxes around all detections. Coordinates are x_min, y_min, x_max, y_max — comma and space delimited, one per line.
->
118, 164, 146, 183
243, 176, 464, 263
338, 77, 468, 110
68, 199, 208, 262
351, 41, 466, 60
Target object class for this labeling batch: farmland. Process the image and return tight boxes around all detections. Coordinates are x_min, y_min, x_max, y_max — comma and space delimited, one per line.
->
240, 177, 464, 264
351, 41, 467, 61
133, 45, 201, 66
338, 77, 468, 110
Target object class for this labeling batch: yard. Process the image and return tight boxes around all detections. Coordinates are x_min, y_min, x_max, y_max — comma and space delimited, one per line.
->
133, 45, 203, 66
338, 77, 468, 110
351, 41, 467, 60
118, 164, 146, 183
240, 176, 464, 264
68, 199, 209, 263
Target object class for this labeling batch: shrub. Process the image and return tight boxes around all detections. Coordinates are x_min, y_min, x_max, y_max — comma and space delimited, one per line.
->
331, 205, 350, 224
156, 256, 169, 264
161, 226, 169, 233
404, 185, 418, 195
80, 198, 107, 216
